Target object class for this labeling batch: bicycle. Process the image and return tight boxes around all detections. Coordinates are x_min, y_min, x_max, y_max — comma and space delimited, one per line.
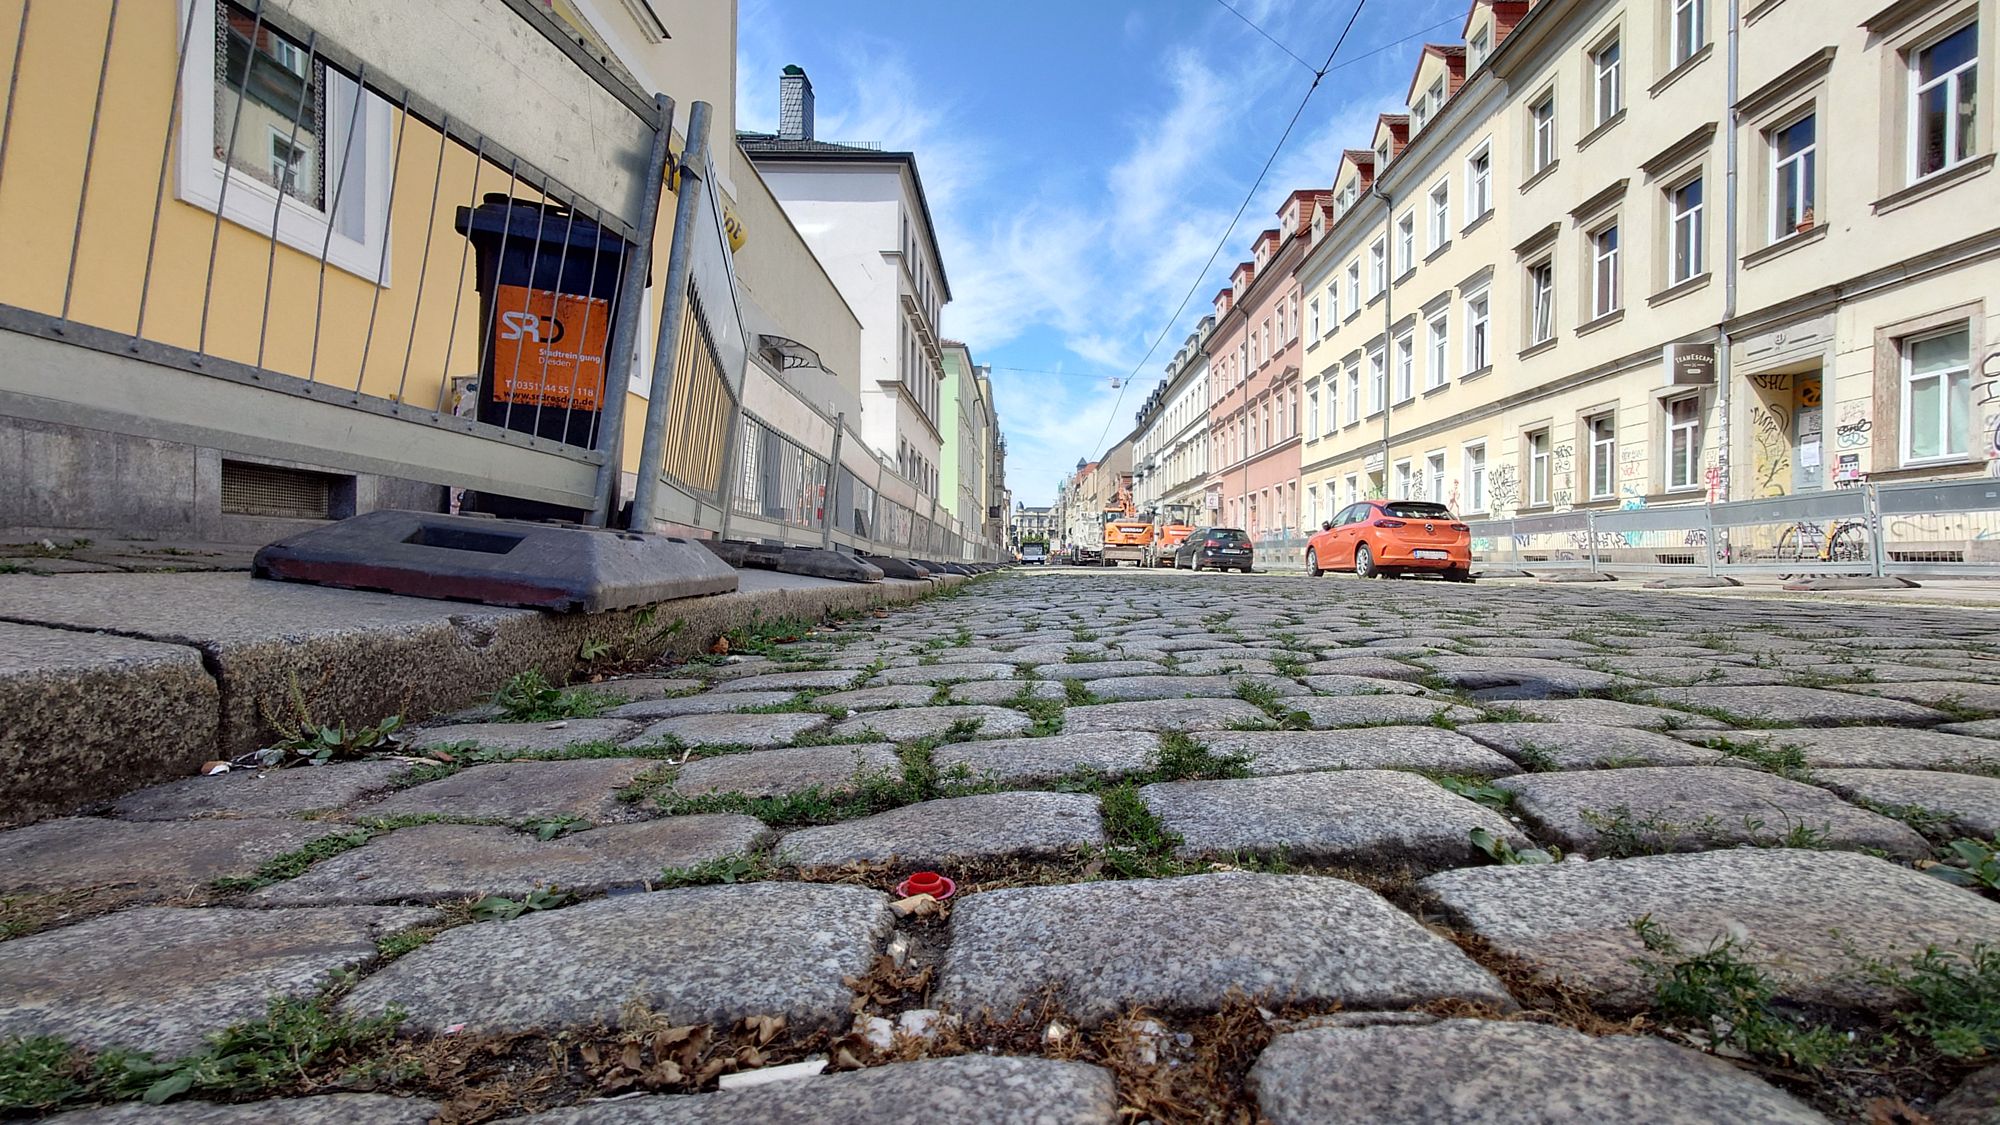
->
1774, 518, 1870, 578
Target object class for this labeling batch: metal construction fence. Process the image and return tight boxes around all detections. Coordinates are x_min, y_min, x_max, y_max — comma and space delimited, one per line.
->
0, 0, 1001, 564
1465, 477, 2000, 579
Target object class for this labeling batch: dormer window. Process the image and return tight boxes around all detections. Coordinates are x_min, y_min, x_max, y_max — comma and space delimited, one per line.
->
1470, 27, 1489, 69
1428, 79, 1445, 115
1377, 143, 1390, 167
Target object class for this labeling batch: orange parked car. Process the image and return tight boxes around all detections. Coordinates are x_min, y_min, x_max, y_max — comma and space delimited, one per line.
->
1305, 500, 1472, 582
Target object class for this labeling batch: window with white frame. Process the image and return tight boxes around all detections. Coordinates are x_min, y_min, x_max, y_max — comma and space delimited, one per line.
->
1290, 294, 1301, 341
1913, 22, 1978, 179
1429, 180, 1450, 248
1289, 388, 1299, 435
1466, 290, 1491, 371
1397, 214, 1415, 272
1670, 176, 1705, 283
1325, 366, 1340, 432
1347, 262, 1362, 310
1470, 28, 1490, 69
1527, 261, 1555, 344
1369, 238, 1388, 294
1771, 113, 1817, 239
1347, 368, 1361, 421
1587, 413, 1617, 499
182, 0, 394, 283
1593, 35, 1623, 125
1464, 443, 1488, 511
1427, 452, 1446, 503
1903, 326, 1972, 461
1672, 0, 1705, 66
1428, 79, 1445, 118
1345, 473, 1359, 506
1395, 332, 1415, 402
1530, 93, 1557, 172
1308, 297, 1321, 338
1307, 390, 1319, 439
1394, 459, 1412, 499
1307, 484, 1319, 526
1368, 347, 1386, 413
1427, 313, 1449, 389
1468, 145, 1493, 217
1667, 395, 1702, 490
1326, 281, 1340, 328
1528, 428, 1552, 505
1592, 223, 1621, 318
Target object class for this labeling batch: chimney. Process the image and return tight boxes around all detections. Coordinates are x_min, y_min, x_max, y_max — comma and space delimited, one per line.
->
779, 65, 814, 142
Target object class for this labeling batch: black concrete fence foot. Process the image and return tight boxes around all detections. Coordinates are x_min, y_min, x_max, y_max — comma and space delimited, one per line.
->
776, 547, 883, 584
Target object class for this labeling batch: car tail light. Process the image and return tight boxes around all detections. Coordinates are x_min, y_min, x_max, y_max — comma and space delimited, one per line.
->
1372, 518, 1406, 528
1203, 539, 1221, 547
1449, 522, 1469, 531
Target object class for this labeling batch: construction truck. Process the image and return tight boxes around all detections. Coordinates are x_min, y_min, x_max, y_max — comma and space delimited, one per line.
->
1100, 478, 1154, 567
1144, 502, 1200, 567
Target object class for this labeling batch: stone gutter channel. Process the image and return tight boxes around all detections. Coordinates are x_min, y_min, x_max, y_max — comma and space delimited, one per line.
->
0, 568, 967, 828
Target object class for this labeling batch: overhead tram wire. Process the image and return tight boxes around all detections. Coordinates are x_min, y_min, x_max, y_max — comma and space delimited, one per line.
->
1213, 0, 1318, 75
1083, 0, 1371, 464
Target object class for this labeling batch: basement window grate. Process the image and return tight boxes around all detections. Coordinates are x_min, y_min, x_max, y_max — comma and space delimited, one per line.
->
221, 460, 341, 519
1890, 549, 1965, 563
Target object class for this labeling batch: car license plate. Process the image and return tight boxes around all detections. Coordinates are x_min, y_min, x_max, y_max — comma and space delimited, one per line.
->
1222, 548, 1246, 554
1414, 549, 1448, 560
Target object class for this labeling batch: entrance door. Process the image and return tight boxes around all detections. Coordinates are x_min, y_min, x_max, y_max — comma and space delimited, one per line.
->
1793, 371, 1824, 493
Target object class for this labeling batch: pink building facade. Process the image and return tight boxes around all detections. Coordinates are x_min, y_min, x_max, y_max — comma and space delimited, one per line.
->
1202, 190, 1321, 541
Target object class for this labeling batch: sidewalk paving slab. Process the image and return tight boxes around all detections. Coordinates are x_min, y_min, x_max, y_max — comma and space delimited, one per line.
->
341, 884, 894, 1036
0, 905, 435, 1055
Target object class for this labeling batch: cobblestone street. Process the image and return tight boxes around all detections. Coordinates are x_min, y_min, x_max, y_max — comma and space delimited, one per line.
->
6, 570, 2000, 1123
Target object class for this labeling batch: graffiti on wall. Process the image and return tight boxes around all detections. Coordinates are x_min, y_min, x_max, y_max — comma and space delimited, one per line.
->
1488, 464, 1519, 514
1750, 404, 1791, 497
1551, 442, 1576, 512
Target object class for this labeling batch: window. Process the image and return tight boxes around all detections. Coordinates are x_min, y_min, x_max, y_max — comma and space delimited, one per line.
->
1307, 390, 1320, 439
1429, 180, 1450, 248
1427, 314, 1449, 389
1397, 214, 1415, 272
1344, 474, 1360, 506
1369, 238, 1387, 295
1670, 176, 1704, 283
1289, 389, 1299, 436
1913, 22, 1978, 179
1308, 297, 1321, 338
1771, 114, 1817, 239
1464, 443, 1488, 511
1325, 368, 1340, 432
1428, 79, 1445, 118
1347, 262, 1362, 310
1307, 484, 1320, 526
1903, 327, 1972, 461
1672, 0, 1704, 66
1290, 295, 1300, 341
1264, 402, 1273, 447
1427, 453, 1446, 504
1593, 36, 1623, 125
1347, 368, 1361, 421
1466, 291, 1491, 371
1468, 146, 1493, 217
1470, 28, 1490, 70
1528, 261, 1555, 344
1529, 429, 1552, 505
1395, 333, 1415, 402
1588, 414, 1617, 499
1667, 396, 1702, 490
1377, 143, 1391, 168
1592, 224, 1621, 317
181, 0, 393, 283
1368, 348, 1386, 413
1531, 93, 1557, 171
1394, 460, 1412, 499
1326, 282, 1340, 328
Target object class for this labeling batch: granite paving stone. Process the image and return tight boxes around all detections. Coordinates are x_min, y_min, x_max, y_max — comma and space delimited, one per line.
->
409, 718, 643, 752
826, 705, 1032, 742
628, 711, 830, 750
45, 1095, 443, 1124
1174, 657, 1282, 676
1495, 766, 1929, 858
670, 744, 902, 798
1035, 660, 1182, 681
1249, 1021, 1828, 1124
251, 817, 772, 905
354, 758, 659, 823
1938, 718, 2000, 739
1421, 849, 2000, 1010
1061, 698, 1271, 733
594, 677, 704, 700
1298, 657, 1429, 681
868, 663, 1018, 686
937, 871, 1511, 1022
109, 760, 412, 821
1490, 698, 1727, 730
1140, 770, 1526, 869
1192, 728, 1521, 778
775, 791, 1104, 868
1084, 674, 1306, 702
1283, 696, 1485, 729
1643, 686, 1952, 726
1296, 674, 1432, 696
1813, 768, 2000, 838
710, 670, 861, 694
933, 732, 1163, 785
494, 1056, 1119, 1124
1684, 726, 2000, 772
605, 691, 800, 719
0, 906, 435, 1054
945, 678, 1065, 705
811, 685, 937, 711
0, 817, 337, 893
1415, 654, 1625, 695
342, 884, 894, 1035
1457, 723, 1729, 769
1835, 680, 2000, 713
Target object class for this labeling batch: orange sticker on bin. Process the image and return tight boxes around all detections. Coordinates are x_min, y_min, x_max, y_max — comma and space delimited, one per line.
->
491, 284, 611, 410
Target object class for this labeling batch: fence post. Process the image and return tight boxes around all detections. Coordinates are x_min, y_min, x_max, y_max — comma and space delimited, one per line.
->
1585, 510, 1601, 573
1703, 503, 1718, 578
1866, 482, 1887, 578
589, 92, 676, 527
630, 100, 712, 532
715, 407, 743, 542
822, 415, 844, 549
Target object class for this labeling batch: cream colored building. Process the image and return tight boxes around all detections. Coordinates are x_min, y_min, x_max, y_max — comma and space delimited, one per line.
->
1132, 316, 1215, 523
1297, 0, 1999, 562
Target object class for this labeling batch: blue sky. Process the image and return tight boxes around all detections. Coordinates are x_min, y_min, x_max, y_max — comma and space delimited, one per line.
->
737, 0, 1468, 506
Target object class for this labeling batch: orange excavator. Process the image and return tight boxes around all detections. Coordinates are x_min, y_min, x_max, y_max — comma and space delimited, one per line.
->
1100, 478, 1154, 567
1146, 502, 1199, 567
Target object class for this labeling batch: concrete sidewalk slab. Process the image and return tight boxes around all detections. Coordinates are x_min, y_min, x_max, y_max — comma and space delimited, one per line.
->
0, 621, 219, 828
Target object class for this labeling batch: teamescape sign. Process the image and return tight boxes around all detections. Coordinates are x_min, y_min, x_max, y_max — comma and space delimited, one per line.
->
491, 285, 611, 410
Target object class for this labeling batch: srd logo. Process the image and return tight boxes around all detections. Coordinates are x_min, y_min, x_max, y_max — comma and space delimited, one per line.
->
499, 311, 566, 344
